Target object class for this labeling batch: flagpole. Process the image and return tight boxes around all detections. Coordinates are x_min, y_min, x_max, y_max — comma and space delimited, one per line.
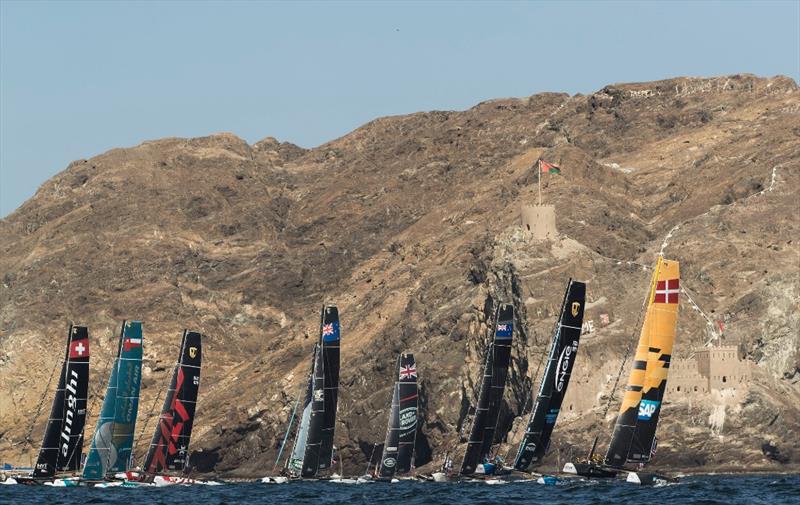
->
538, 159, 542, 206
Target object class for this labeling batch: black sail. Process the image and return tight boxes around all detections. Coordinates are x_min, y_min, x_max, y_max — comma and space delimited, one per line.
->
379, 353, 418, 477
395, 353, 419, 474
514, 280, 585, 471
318, 305, 340, 474
33, 324, 90, 477
460, 303, 514, 475
143, 330, 203, 474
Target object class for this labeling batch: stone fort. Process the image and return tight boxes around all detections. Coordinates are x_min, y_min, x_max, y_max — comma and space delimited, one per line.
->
669, 345, 752, 395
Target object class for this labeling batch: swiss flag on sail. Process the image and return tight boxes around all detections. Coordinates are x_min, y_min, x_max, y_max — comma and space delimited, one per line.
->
69, 339, 89, 358
654, 279, 679, 304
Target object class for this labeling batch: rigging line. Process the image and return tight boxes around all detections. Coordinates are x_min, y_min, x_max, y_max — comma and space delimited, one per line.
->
84, 345, 114, 436
26, 345, 63, 465
599, 261, 656, 424
133, 370, 168, 458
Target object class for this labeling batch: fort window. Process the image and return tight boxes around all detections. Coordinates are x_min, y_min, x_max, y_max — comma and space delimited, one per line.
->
722, 376, 727, 383
677, 386, 681, 392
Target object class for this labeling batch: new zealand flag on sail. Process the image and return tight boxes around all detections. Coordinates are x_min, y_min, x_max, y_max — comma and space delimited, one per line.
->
495, 322, 513, 339
321, 320, 340, 343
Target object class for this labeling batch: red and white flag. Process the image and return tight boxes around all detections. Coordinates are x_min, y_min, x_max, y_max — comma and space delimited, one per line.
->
654, 279, 679, 304
123, 337, 142, 351
69, 339, 89, 358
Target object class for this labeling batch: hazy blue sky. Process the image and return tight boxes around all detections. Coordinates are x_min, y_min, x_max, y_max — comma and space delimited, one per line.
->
1, 1, 798, 217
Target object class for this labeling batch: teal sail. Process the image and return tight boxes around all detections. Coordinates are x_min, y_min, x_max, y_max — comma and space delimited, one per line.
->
82, 321, 143, 480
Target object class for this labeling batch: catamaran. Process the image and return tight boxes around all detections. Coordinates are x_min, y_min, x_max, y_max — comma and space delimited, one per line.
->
121, 330, 213, 486
563, 257, 680, 485
52, 320, 144, 487
8, 325, 90, 485
512, 280, 585, 478
372, 352, 419, 481
270, 305, 341, 481
432, 303, 514, 481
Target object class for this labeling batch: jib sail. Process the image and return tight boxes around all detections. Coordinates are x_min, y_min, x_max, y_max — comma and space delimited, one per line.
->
378, 353, 418, 478
605, 257, 680, 467
514, 280, 585, 471
300, 305, 340, 478
288, 347, 316, 474
82, 321, 143, 480
143, 330, 202, 474
33, 324, 90, 477
460, 303, 514, 475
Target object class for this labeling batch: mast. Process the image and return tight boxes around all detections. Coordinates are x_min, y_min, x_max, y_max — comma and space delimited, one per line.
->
514, 280, 585, 471
143, 330, 202, 474
605, 258, 680, 467
460, 303, 514, 475
32, 324, 90, 477
378, 352, 418, 478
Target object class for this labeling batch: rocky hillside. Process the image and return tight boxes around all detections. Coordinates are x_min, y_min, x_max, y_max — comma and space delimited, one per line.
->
1, 74, 798, 476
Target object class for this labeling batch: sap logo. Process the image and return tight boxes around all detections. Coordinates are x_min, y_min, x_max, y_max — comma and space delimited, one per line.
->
638, 400, 660, 420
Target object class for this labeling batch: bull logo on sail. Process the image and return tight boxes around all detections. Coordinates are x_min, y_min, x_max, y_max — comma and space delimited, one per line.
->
571, 301, 581, 317
554, 341, 579, 393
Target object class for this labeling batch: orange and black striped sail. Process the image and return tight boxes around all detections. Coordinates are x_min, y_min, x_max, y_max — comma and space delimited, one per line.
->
605, 257, 679, 467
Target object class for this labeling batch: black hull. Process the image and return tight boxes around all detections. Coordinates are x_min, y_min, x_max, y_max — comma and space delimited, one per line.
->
565, 462, 619, 479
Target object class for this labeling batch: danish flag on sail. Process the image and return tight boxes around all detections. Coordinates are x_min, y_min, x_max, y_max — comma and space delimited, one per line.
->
654, 279, 679, 304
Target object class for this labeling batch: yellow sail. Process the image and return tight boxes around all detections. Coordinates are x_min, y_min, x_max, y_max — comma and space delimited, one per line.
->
606, 256, 680, 466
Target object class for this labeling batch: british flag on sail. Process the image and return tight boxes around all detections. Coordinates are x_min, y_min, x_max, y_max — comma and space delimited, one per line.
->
496, 322, 513, 339
399, 363, 417, 381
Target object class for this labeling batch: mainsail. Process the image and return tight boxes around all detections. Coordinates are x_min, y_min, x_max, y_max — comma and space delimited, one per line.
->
605, 257, 680, 467
514, 280, 585, 471
460, 303, 514, 475
143, 330, 202, 474
378, 353, 419, 478
318, 305, 341, 473
32, 324, 90, 478
295, 305, 340, 478
82, 321, 143, 480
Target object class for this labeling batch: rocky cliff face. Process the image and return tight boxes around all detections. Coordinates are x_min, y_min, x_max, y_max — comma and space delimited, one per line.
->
1, 74, 798, 476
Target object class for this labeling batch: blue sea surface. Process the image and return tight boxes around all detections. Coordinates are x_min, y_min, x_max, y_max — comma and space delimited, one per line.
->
1, 474, 798, 505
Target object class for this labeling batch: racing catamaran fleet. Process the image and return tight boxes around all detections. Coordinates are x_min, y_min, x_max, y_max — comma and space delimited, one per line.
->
3, 257, 681, 486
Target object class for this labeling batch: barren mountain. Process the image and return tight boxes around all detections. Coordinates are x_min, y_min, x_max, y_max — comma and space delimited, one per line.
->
1, 74, 798, 476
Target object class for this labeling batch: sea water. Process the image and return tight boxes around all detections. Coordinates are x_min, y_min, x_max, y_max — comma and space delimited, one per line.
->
1, 474, 798, 505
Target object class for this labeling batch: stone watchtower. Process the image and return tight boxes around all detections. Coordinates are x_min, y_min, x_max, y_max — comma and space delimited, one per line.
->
520, 204, 557, 240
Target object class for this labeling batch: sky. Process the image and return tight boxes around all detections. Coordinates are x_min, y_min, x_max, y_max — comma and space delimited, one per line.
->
1, 1, 798, 217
